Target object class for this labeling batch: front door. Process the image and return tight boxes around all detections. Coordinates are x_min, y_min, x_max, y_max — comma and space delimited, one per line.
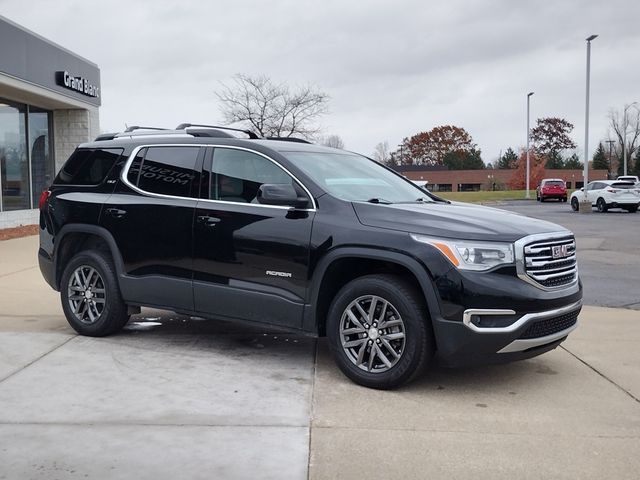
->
192, 146, 315, 328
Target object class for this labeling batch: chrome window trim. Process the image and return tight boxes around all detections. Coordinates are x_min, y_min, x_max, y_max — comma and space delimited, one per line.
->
462, 299, 582, 334
120, 144, 317, 212
514, 231, 579, 291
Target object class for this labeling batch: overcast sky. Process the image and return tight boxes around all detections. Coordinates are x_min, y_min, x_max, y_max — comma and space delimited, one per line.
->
2, 0, 639, 163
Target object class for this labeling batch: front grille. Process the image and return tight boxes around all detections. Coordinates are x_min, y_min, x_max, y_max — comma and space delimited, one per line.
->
523, 236, 577, 288
519, 310, 579, 339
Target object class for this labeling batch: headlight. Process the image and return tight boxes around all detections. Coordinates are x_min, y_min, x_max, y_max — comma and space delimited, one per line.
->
411, 234, 515, 271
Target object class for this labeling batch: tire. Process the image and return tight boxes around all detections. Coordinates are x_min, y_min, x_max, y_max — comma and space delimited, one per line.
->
536, 194, 540, 202
596, 197, 608, 213
562, 197, 567, 203
60, 250, 130, 336
625, 205, 638, 213
571, 198, 579, 211
540, 196, 545, 202
326, 274, 433, 390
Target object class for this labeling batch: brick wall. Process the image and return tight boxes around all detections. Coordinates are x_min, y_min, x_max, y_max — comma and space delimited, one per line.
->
400, 168, 609, 192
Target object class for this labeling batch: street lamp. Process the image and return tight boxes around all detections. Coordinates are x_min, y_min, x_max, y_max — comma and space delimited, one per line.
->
397, 144, 404, 165
622, 102, 638, 176
526, 92, 534, 199
583, 34, 598, 188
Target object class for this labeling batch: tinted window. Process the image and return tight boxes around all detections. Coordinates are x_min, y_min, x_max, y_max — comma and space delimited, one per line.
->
134, 146, 199, 197
54, 148, 123, 185
611, 182, 635, 189
207, 148, 293, 203
544, 181, 564, 187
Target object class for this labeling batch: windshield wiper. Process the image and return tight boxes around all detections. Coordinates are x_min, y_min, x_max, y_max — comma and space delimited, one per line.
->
365, 198, 394, 204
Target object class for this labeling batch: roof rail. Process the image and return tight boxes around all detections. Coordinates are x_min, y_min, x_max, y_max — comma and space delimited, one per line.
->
123, 125, 169, 133
264, 137, 312, 144
176, 123, 260, 139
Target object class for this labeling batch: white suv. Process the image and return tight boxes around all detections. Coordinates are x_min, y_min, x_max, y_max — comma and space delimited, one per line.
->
570, 180, 640, 213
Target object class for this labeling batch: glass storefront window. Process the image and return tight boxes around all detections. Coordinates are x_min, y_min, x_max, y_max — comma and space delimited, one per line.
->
29, 107, 53, 207
0, 98, 53, 212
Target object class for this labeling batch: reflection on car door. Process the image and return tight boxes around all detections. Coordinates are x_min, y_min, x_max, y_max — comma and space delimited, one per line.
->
192, 147, 315, 329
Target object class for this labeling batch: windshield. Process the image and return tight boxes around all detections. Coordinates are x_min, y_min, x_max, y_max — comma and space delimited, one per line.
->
283, 151, 434, 203
544, 181, 564, 187
612, 182, 635, 189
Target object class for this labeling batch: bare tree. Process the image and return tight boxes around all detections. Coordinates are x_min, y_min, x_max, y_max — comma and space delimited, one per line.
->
372, 141, 391, 164
608, 105, 640, 174
320, 134, 345, 149
215, 74, 329, 139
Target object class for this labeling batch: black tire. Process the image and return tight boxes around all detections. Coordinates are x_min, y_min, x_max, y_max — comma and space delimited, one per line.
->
626, 205, 638, 213
60, 250, 130, 336
571, 198, 579, 212
536, 194, 540, 202
562, 197, 567, 202
596, 197, 608, 213
540, 196, 545, 202
326, 274, 433, 390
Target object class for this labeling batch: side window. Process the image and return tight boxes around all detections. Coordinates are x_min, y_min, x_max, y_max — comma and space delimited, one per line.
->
54, 148, 123, 185
207, 148, 294, 203
131, 146, 199, 198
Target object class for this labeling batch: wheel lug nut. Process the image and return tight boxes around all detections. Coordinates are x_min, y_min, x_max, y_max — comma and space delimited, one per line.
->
368, 340, 373, 345
364, 324, 369, 329
378, 330, 383, 335
373, 322, 377, 327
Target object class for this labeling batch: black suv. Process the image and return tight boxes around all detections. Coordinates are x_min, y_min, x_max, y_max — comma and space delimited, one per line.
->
38, 125, 582, 389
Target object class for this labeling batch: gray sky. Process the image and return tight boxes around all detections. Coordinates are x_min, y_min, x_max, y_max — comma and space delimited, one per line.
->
2, 0, 639, 163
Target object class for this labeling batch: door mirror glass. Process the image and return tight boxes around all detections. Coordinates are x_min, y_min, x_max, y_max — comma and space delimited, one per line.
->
257, 184, 308, 208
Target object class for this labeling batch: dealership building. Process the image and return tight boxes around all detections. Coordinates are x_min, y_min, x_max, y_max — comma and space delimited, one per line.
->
0, 15, 100, 228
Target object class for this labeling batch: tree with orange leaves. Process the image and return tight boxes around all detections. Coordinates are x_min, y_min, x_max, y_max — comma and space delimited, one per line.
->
401, 125, 476, 166
509, 150, 546, 190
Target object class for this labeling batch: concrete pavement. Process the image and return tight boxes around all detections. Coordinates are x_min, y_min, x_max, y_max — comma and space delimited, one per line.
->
1, 235, 639, 479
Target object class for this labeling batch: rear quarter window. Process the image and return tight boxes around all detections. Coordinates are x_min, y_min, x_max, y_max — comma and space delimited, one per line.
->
54, 148, 124, 185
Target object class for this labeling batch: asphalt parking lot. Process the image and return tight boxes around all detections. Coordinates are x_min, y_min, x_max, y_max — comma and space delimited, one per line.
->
0, 206, 639, 479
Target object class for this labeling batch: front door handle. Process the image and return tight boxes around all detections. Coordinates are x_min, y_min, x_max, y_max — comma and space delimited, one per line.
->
105, 208, 127, 218
197, 215, 221, 226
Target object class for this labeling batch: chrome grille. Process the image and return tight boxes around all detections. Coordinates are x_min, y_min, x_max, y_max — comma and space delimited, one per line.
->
523, 236, 577, 288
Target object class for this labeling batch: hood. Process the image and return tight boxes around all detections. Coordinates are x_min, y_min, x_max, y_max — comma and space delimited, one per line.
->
352, 201, 569, 242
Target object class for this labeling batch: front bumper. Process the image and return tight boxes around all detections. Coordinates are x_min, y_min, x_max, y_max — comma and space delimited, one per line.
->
432, 300, 581, 366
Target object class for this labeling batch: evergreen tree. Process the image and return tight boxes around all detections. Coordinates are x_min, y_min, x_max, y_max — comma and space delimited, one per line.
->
564, 153, 583, 169
443, 148, 485, 170
545, 151, 565, 169
592, 143, 608, 171
498, 147, 518, 169
632, 148, 640, 177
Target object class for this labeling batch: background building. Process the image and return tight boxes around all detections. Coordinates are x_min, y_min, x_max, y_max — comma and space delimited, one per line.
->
0, 15, 100, 228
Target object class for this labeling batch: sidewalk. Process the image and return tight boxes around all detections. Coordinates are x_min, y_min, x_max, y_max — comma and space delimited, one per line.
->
1, 235, 639, 479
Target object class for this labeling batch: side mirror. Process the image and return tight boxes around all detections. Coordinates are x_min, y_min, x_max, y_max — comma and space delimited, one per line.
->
257, 184, 309, 208
580, 187, 584, 191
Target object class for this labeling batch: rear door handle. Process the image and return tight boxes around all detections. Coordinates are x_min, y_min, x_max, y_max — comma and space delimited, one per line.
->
197, 215, 221, 226
105, 208, 127, 218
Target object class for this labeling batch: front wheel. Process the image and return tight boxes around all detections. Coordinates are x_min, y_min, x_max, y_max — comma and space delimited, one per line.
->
596, 197, 608, 213
326, 274, 433, 390
60, 250, 130, 336
571, 197, 579, 211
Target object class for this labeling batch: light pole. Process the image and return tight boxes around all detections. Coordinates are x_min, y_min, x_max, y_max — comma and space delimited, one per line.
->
583, 34, 598, 188
397, 144, 404, 165
526, 92, 534, 198
622, 102, 638, 176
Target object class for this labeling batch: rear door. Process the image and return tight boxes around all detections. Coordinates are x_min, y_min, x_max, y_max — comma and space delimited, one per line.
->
101, 145, 203, 310
192, 146, 315, 329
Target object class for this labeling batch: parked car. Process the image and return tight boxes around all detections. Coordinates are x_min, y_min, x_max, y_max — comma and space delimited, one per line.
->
536, 178, 567, 202
570, 180, 640, 213
616, 175, 640, 184
38, 124, 582, 389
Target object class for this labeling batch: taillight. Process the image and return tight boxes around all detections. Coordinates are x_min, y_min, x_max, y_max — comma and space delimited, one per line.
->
38, 190, 51, 210
605, 187, 618, 193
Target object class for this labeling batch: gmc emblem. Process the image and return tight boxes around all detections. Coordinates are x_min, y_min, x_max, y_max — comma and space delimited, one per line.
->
552, 245, 570, 259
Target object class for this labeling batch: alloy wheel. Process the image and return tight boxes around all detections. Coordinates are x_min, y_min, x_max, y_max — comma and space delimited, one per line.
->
67, 265, 107, 324
339, 295, 406, 373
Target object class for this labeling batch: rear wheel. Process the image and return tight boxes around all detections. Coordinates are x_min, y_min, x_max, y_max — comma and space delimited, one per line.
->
596, 197, 608, 213
625, 205, 638, 213
60, 250, 130, 336
326, 274, 433, 390
571, 197, 579, 211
